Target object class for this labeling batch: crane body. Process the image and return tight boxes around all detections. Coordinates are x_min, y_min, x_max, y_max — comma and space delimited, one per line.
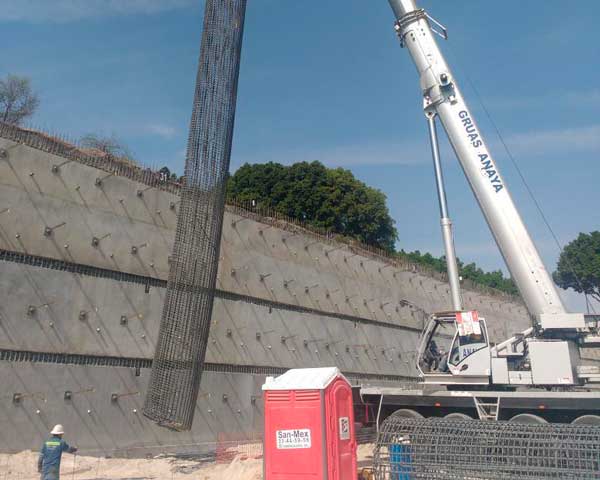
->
357, 0, 600, 425
390, 0, 570, 321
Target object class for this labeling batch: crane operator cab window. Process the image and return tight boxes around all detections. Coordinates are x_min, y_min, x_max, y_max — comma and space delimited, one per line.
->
419, 311, 489, 375
419, 316, 455, 373
448, 330, 488, 366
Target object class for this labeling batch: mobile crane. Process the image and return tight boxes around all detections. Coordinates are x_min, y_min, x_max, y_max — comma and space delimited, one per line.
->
359, 0, 600, 425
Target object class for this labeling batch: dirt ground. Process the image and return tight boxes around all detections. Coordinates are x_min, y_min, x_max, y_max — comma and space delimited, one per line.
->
0, 444, 375, 479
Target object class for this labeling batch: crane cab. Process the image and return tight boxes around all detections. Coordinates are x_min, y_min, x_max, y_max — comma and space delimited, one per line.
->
417, 311, 491, 385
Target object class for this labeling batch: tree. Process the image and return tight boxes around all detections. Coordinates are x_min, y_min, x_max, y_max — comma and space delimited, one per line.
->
398, 249, 519, 296
554, 231, 600, 302
460, 262, 519, 295
0, 74, 39, 125
401, 249, 447, 272
80, 133, 137, 166
227, 161, 398, 251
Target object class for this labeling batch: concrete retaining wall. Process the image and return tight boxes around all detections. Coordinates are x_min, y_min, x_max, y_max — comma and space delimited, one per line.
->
0, 129, 535, 455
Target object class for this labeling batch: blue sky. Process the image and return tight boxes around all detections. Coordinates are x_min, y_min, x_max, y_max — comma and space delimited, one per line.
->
1, 0, 598, 312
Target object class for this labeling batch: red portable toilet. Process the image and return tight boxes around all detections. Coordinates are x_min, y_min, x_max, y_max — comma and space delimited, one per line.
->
263, 367, 357, 480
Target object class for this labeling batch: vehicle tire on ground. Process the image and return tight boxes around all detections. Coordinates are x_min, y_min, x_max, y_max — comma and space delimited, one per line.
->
508, 413, 547, 424
388, 409, 423, 420
443, 412, 472, 421
571, 415, 600, 425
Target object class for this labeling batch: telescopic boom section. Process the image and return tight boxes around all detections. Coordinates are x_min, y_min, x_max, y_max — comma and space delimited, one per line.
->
387, 0, 568, 320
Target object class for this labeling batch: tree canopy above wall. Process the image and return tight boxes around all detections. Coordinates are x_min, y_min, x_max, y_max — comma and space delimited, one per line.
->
227, 161, 398, 252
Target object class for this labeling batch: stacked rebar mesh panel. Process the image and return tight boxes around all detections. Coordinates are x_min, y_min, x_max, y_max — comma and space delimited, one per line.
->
373, 417, 600, 479
143, 0, 247, 431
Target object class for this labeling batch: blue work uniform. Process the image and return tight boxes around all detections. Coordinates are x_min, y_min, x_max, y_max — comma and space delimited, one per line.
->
37, 436, 76, 480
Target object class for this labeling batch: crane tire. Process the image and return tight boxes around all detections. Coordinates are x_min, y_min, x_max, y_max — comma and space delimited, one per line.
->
572, 415, 600, 425
508, 413, 547, 424
388, 409, 423, 420
443, 413, 472, 421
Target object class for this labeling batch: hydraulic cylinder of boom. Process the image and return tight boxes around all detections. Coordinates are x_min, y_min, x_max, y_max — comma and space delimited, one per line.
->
427, 115, 462, 311
387, 0, 567, 318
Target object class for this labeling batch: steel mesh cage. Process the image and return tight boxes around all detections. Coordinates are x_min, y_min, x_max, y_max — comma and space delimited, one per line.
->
373, 417, 600, 479
143, 0, 247, 431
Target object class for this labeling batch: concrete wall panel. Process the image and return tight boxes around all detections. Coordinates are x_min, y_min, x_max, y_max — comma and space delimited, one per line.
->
0, 262, 420, 374
0, 262, 160, 357
0, 362, 262, 455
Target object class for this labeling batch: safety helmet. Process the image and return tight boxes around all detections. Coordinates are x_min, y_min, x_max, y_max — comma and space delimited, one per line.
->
50, 424, 65, 435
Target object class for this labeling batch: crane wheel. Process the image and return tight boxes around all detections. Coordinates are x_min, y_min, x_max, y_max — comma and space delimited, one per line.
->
444, 412, 472, 421
508, 413, 547, 424
572, 415, 600, 425
388, 409, 423, 420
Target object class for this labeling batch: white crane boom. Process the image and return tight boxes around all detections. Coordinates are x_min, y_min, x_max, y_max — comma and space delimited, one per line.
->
387, 0, 585, 327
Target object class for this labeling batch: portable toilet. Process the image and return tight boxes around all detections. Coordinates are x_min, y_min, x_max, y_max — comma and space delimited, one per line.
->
263, 367, 357, 480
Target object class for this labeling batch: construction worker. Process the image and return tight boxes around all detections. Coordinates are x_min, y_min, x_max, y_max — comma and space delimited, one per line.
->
423, 339, 440, 371
37, 424, 77, 480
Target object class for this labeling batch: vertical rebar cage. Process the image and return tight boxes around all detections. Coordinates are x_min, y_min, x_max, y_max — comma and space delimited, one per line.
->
373, 417, 600, 479
143, 0, 247, 431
